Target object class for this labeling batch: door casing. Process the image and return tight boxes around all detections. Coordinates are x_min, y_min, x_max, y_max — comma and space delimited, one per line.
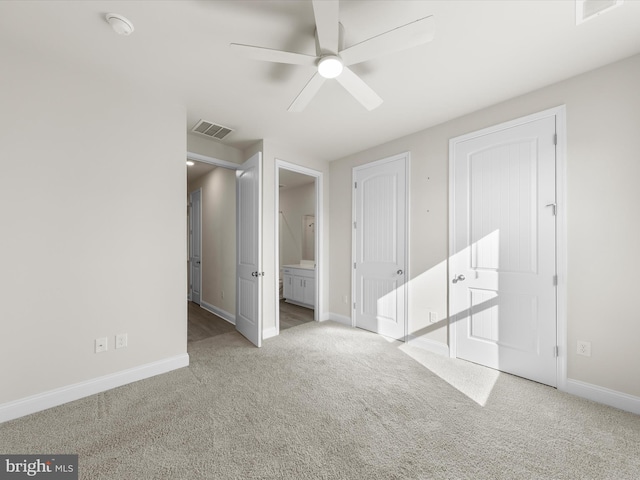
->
275, 160, 323, 333
189, 188, 202, 305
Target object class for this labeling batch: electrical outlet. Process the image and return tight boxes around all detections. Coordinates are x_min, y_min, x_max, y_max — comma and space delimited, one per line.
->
115, 333, 128, 349
221, 290, 225, 299
343, 295, 348, 304
429, 311, 438, 323
95, 337, 108, 353
577, 340, 591, 357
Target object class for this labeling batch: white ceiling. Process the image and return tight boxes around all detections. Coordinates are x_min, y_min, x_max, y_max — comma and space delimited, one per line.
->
279, 169, 315, 190
2, 1, 639, 161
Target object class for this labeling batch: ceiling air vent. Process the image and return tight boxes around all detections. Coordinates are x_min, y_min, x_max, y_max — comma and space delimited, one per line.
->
576, 0, 623, 24
191, 120, 234, 140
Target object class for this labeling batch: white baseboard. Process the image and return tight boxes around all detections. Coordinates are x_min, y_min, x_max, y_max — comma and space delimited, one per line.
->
0, 354, 189, 424
263, 326, 277, 340
326, 312, 352, 327
406, 334, 450, 357
564, 378, 640, 415
200, 301, 235, 325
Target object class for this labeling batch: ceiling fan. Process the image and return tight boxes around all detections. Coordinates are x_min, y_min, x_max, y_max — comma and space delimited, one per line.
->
230, 0, 435, 112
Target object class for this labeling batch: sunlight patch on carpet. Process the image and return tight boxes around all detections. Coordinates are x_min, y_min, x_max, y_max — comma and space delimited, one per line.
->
398, 343, 500, 406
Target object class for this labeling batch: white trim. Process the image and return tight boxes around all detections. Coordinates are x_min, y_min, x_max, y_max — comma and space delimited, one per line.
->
448, 106, 568, 390
186, 151, 241, 170
188, 188, 203, 306
555, 106, 568, 391
262, 326, 277, 340
274, 160, 324, 337
200, 300, 235, 325
565, 379, 640, 415
352, 152, 410, 335
0, 354, 189, 423
406, 335, 450, 357
326, 312, 352, 327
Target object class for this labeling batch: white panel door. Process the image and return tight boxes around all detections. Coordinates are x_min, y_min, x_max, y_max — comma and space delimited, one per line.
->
353, 154, 407, 340
189, 189, 202, 305
451, 116, 557, 386
236, 152, 262, 347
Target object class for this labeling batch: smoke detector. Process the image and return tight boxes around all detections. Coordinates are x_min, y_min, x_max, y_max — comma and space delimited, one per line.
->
106, 13, 135, 36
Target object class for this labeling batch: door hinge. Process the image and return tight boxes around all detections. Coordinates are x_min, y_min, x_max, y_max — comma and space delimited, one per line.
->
553, 133, 557, 145
353, 302, 356, 310
553, 346, 559, 357
354, 181, 358, 189
353, 221, 357, 229
353, 262, 356, 269
553, 274, 558, 286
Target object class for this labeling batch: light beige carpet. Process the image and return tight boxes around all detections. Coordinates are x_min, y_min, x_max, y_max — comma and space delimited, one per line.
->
2, 321, 640, 479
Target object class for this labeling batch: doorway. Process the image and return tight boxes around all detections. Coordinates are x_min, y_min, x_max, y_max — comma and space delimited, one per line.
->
275, 160, 323, 334
186, 152, 263, 346
449, 107, 567, 387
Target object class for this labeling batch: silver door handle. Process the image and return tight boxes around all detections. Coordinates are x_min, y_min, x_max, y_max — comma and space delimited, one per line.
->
452, 274, 466, 284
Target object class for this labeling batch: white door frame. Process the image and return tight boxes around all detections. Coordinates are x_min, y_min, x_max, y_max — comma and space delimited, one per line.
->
275, 160, 324, 333
351, 152, 410, 341
448, 105, 567, 390
188, 188, 202, 305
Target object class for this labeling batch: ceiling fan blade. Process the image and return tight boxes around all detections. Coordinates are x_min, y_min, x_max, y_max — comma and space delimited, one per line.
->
335, 67, 383, 111
288, 73, 327, 112
340, 15, 435, 66
312, 0, 340, 54
230, 43, 318, 66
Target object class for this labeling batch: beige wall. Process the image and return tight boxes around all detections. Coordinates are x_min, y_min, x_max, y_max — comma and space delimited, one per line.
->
187, 134, 244, 165
0, 48, 187, 403
188, 167, 237, 316
279, 182, 315, 272
329, 53, 640, 397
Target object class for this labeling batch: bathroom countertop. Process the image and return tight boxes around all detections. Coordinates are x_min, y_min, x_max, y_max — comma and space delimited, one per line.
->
283, 264, 315, 270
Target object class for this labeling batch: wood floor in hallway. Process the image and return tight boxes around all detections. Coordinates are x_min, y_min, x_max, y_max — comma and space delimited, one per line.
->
187, 300, 314, 343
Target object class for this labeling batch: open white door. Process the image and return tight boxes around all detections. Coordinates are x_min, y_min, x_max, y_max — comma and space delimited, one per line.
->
450, 114, 557, 386
236, 152, 262, 347
353, 153, 408, 340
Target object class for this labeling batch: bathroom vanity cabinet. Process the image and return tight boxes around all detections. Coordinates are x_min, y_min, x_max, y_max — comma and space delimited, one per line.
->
282, 265, 315, 309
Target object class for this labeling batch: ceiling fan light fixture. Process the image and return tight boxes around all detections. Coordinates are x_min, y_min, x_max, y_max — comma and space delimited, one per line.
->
318, 55, 343, 79
106, 13, 134, 36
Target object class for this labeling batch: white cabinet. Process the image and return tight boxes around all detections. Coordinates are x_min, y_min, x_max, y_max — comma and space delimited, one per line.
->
283, 266, 315, 309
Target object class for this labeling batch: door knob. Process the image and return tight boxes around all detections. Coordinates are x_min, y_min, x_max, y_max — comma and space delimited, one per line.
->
452, 274, 466, 284
397, 269, 404, 275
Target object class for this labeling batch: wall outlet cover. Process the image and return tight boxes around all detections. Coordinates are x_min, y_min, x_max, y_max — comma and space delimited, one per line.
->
577, 340, 591, 357
115, 333, 128, 349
